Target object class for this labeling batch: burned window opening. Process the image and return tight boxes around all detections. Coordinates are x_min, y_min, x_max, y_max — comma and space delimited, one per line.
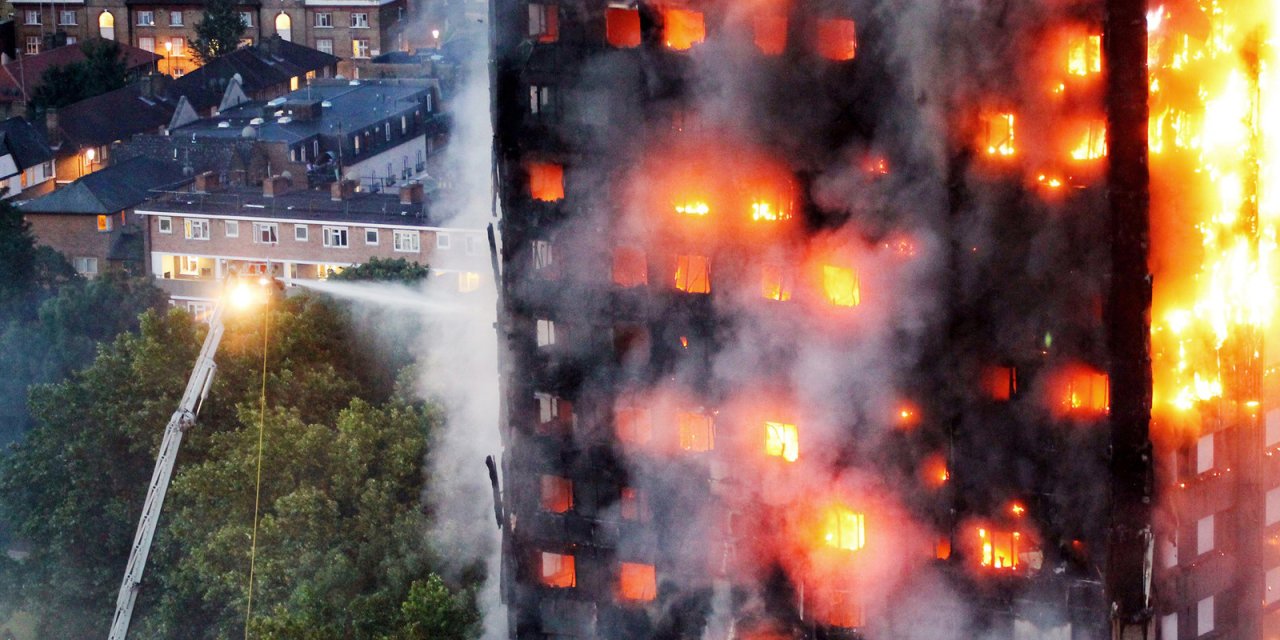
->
606, 5, 640, 48
678, 410, 714, 452
662, 7, 704, 51
540, 475, 573, 513
528, 3, 558, 43
615, 402, 653, 446
613, 246, 649, 287
535, 392, 575, 435
527, 162, 564, 202
816, 18, 857, 61
822, 265, 859, 307
618, 562, 657, 602
540, 551, 576, 588
675, 254, 711, 294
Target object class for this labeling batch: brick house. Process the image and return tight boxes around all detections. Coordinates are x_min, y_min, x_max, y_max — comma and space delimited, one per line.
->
20, 155, 187, 276
9, 0, 406, 71
0, 40, 160, 118
0, 116, 55, 199
136, 176, 489, 308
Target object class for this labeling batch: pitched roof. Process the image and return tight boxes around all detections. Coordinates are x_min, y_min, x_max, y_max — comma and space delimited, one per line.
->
19, 156, 187, 215
167, 37, 340, 112
0, 40, 161, 104
0, 117, 52, 169
54, 83, 175, 148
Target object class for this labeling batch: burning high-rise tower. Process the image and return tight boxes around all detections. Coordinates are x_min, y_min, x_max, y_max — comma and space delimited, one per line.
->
487, 0, 1280, 638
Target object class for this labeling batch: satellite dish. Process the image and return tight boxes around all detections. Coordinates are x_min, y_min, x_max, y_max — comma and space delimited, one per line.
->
240, 126, 256, 138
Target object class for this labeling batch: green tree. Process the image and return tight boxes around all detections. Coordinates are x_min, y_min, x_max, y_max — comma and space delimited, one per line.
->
29, 40, 129, 112
0, 201, 38, 312
333, 258, 430, 284
192, 0, 247, 64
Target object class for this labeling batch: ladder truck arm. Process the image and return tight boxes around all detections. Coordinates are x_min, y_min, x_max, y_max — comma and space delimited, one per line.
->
106, 302, 226, 640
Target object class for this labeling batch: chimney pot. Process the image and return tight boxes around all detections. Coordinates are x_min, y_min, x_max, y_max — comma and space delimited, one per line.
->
263, 174, 291, 198
330, 179, 356, 201
194, 171, 219, 193
399, 182, 424, 205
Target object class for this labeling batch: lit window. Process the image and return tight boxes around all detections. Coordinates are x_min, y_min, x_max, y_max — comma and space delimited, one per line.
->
178, 256, 201, 275
822, 265, 859, 307
323, 226, 349, 248
25, 37, 40, 55
458, 272, 481, 293
618, 562, 657, 602
540, 475, 573, 513
606, 6, 641, 48
183, 218, 210, 240
138, 36, 155, 53
528, 3, 558, 42
253, 222, 279, 244
225, 220, 239, 237
613, 246, 648, 287
536, 318, 557, 347
393, 230, 420, 252
978, 527, 1020, 569
984, 365, 1017, 401
158, 217, 172, 233
615, 405, 652, 446
528, 162, 564, 201
816, 18, 857, 61
99, 11, 115, 40
1070, 120, 1108, 161
169, 37, 186, 57
1068, 34, 1102, 76
352, 39, 370, 58
764, 421, 799, 462
674, 255, 710, 294
761, 264, 793, 301
678, 411, 713, 452
540, 552, 575, 588
981, 112, 1017, 157
823, 506, 865, 551
754, 14, 787, 55
96, 215, 112, 232
1061, 368, 1109, 415
662, 8, 704, 51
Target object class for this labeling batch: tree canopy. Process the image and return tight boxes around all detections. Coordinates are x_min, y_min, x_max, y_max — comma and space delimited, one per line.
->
333, 258, 430, 284
0, 295, 481, 639
192, 0, 248, 64
29, 39, 129, 112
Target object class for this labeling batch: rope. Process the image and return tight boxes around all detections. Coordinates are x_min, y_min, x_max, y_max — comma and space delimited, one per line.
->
244, 295, 271, 639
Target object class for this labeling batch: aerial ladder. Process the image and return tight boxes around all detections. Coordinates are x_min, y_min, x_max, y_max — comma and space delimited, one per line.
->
107, 277, 267, 639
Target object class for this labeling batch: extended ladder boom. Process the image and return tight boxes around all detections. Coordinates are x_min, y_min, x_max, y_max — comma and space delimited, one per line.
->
107, 303, 226, 640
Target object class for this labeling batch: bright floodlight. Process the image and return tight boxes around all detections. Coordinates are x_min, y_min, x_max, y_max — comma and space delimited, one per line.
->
228, 282, 256, 309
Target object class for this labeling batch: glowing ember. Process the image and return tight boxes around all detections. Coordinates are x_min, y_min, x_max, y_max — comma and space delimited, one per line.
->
982, 112, 1016, 157
822, 265, 860, 307
751, 200, 789, 221
764, 420, 799, 462
978, 528, 1020, 570
823, 506, 866, 551
675, 201, 710, 216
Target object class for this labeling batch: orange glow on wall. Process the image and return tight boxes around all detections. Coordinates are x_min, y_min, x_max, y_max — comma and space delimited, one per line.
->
678, 411, 714, 452
819, 591, 865, 629
675, 254, 711, 293
822, 506, 865, 551
978, 528, 1021, 570
540, 552, 576, 587
764, 421, 799, 462
753, 14, 787, 55
663, 8, 705, 50
984, 365, 1017, 401
981, 112, 1017, 157
761, 264, 793, 301
615, 406, 652, 445
528, 162, 564, 201
1067, 34, 1102, 76
822, 265, 859, 307
613, 246, 649, 287
816, 18, 857, 61
618, 562, 657, 601
922, 454, 949, 489
540, 475, 573, 513
606, 7, 641, 48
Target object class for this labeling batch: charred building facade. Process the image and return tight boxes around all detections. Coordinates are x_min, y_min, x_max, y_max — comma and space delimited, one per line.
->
490, 0, 1279, 639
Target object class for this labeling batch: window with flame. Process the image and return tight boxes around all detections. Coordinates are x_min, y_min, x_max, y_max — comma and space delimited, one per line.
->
540, 475, 573, 513
1070, 120, 1108, 161
978, 528, 1021, 570
618, 562, 657, 602
663, 8, 704, 51
540, 552, 576, 588
615, 405, 653, 446
535, 392, 574, 435
761, 264, 794, 302
984, 365, 1017, 401
753, 14, 787, 55
1061, 368, 1109, 415
981, 112, 1016, 157
606, 5, 641, 48
823, 506, 866, 551
764, 421, 799, 462
674, 255, 711, 294
620, 487, 650, 521
678, 411, 714, 452
816, 18, 857, 61
613, 246, 649, 287
1068, 34, 1102, 76
527, 162, 564, 201
822, 265, 859, 307
528, 3, 558, 43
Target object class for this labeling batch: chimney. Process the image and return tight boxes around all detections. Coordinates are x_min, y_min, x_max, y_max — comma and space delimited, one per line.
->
399, 182, 424, 205
263, 175, 291, 198
330, 179, 356, 201
44, 108, 61, 147
194, 171, 220, 193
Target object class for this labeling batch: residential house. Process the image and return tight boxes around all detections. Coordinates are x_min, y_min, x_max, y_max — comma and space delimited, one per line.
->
9, 0, 405, 72
136, 176, 488, 309
0, 116, 54, 199
41, 74, 177, 182
173, 78, 445, 190
162, 36, 339, 115
0, 39, 160, 118
20, 154, 187, 277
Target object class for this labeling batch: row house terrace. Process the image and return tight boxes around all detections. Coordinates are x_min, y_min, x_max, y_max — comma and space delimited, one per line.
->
136, 174, 489, 310
9, 0, 407, 69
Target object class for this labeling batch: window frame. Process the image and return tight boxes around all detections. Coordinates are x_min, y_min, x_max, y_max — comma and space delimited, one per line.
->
239, 11, 253, 27
253, 222, 279, 244
352, 38, 370, 58
295, 224, 309, 242
183, 218, 210, 240
322, 226, 350, 248
59, 10, 77, 25
169, 10, 183, 25
315, 38, 334, 54
225, 220, 239, 238
315, 11, 332, 27
158, 216, 173, 233
24, 10, 40, 25
393, 229, 420, 253
364, 228, 379, 245
350, 12, 369, 28
137, 10, 154, 26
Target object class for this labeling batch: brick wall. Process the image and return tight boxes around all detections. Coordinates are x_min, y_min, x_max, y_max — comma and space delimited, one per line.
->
26, 210, 137, 273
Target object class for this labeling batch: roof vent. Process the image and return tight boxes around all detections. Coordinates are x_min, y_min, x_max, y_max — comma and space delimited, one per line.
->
321, 100, 332, 108
349, 80, 360, 86
277, 116, 292, 124
217, 121, 231, 128
249, 117, 265, 125
267, 97, 286, 106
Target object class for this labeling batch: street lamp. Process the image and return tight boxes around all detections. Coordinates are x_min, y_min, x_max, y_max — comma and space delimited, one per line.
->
164, 41, 172, 75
